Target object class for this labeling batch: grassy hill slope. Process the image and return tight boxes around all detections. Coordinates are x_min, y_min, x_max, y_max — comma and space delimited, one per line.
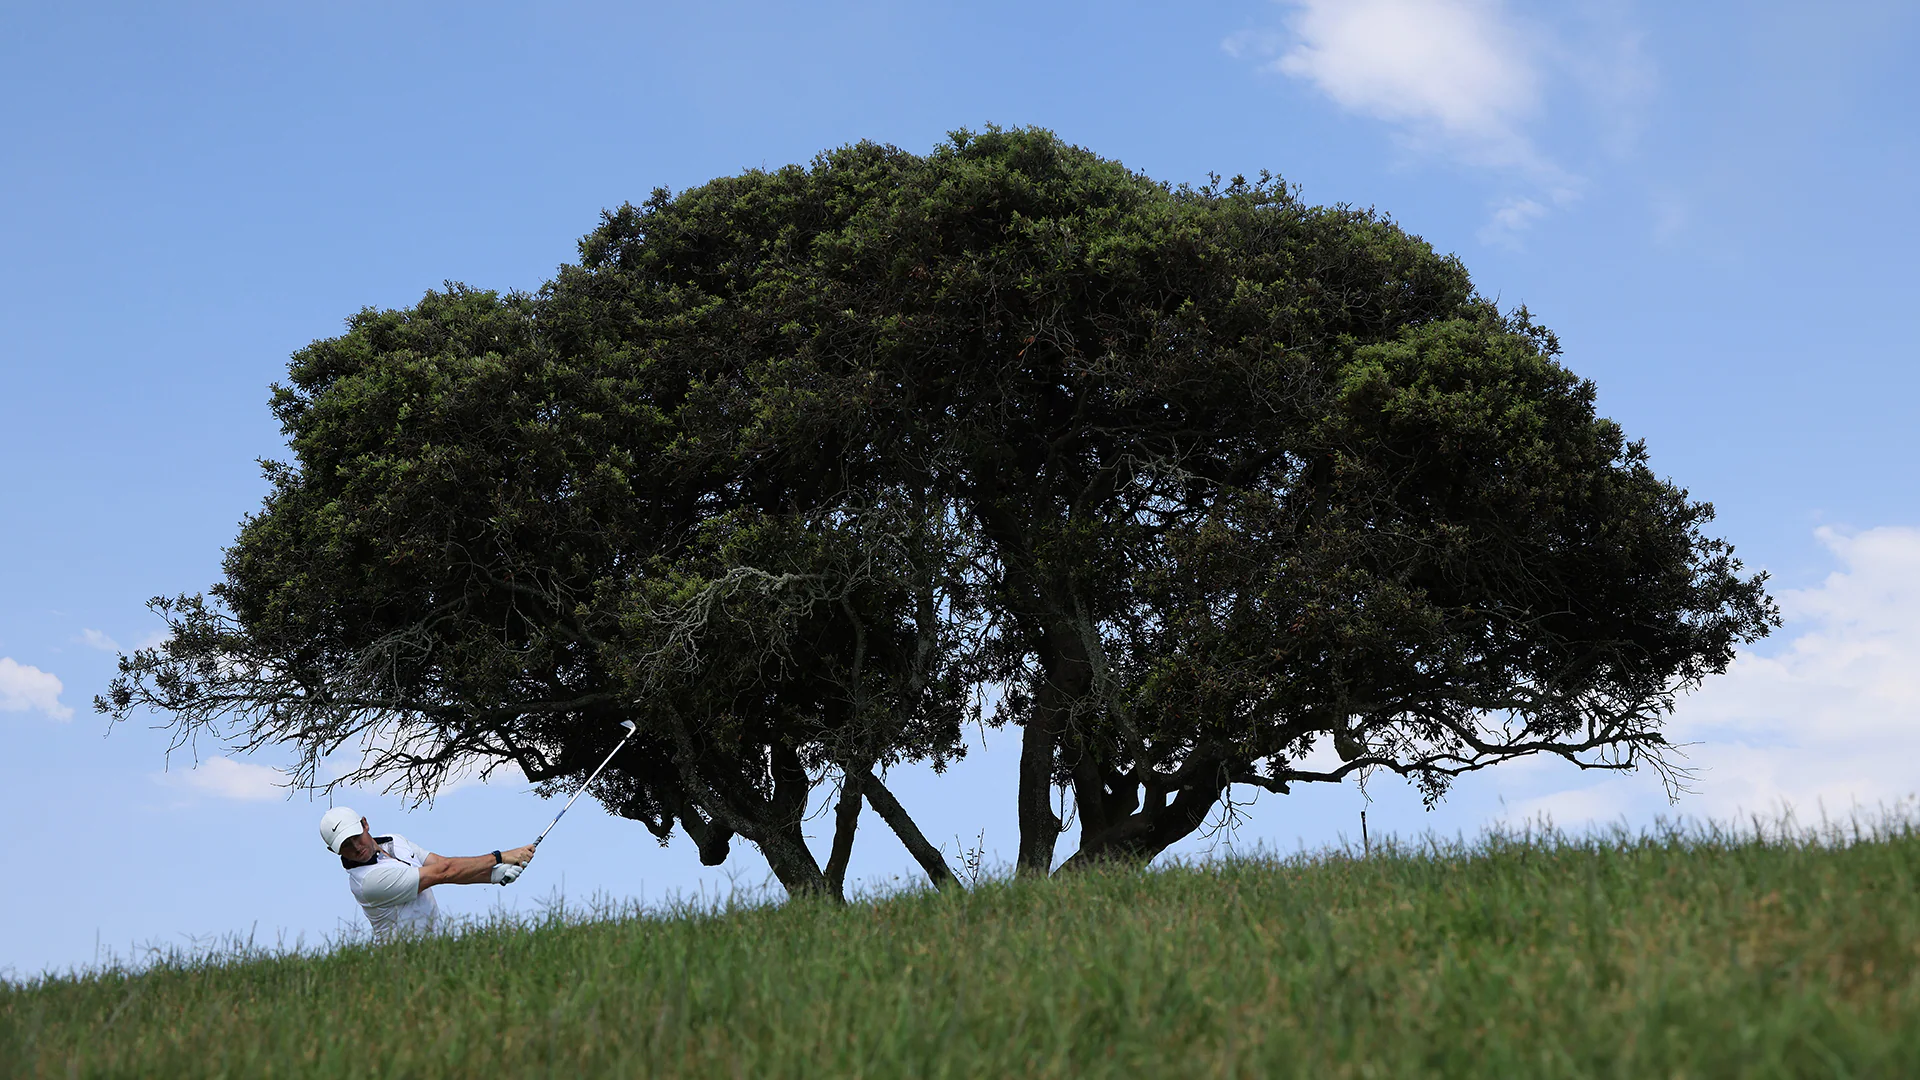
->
7, 821, 1920, 1078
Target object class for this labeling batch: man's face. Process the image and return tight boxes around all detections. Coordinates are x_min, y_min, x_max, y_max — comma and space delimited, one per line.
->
339, 818, 376, 862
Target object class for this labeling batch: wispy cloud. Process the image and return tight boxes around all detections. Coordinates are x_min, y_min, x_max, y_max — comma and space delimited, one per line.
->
0, 657, 73, 720
1510, 526, 1920, 826
163, 756, 289, 801
1479, 195, 1549, 247
77, 627, 166, 653
1227, 0, 1651, 242
78, 628, 121, 653
314, 725, 529, 802
1273, 0, 1547, 169
1551, 1, 1655, 158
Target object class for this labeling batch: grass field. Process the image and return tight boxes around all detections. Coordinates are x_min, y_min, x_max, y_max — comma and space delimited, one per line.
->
6, 818, 1920, 1078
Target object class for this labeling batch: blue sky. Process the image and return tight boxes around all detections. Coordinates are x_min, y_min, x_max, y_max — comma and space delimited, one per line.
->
3, 0, 1916, 979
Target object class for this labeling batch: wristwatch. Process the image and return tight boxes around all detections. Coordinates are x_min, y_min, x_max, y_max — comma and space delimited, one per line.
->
493, 850, 503, 865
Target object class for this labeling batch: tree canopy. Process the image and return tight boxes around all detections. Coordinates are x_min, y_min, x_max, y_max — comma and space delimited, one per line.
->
103, 128, 1776, 896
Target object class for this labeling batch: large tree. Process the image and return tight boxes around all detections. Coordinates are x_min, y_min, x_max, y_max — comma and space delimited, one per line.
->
104, 128, 1775, 887
104, 284, 974, 897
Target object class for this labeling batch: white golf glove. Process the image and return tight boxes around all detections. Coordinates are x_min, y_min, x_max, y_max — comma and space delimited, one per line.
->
490, 862, 524, 886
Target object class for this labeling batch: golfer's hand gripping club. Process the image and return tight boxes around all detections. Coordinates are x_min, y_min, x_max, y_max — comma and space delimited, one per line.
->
530, 720, 639, 859
485, 842, 537, 886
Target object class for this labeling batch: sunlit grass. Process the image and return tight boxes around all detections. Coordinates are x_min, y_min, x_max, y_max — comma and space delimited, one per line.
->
7, 814, 1920, 1077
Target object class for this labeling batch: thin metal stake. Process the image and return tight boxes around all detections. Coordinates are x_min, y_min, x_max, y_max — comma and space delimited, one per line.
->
1361, 809, 1370, 857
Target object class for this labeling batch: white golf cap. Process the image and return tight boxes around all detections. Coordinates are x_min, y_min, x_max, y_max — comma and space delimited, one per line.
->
319, 806, 364, 854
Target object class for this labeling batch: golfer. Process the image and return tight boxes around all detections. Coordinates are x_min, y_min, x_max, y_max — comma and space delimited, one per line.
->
319, 806, 535, 940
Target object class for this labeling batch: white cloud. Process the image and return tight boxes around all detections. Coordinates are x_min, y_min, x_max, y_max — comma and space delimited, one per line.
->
1478, 195, 1549, 246
1220, 27, 1287, 61
1511, 526, 1920, 828
439, 756, 527, 795
1229, 0, 1661, 242
1650, 191, 1691, 245
1551, 0, 1656, 158
79, 628, 121, 653
0, 657, 73, 720
77, 627, 166, 653
164, 756, 289, 801
317, 724, 529, 801
1270, 0, 1546, 169
332, 755, 528, 799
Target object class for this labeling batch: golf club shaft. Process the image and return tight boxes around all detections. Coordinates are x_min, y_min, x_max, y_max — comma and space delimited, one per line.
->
533, 730, 635, 849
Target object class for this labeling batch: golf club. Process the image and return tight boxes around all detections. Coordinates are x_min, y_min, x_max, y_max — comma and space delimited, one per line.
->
532, 719, 639, 852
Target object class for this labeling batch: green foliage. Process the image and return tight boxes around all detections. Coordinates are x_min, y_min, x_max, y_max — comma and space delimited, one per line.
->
551, 127, 1774, 870
100, 126, 1775, 893
10, 823, 1920, 1077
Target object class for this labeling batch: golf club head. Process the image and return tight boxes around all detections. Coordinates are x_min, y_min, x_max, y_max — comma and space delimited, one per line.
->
620, 720, 637, 736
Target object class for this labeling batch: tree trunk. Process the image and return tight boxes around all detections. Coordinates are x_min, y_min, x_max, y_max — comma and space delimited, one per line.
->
668, 746, 833, 899
1016, 619, 1097, 876
1016, 711, 1063, 876
754, 821, 834, 897
761, 740, 833, 897
974, 496, 1079, 878
860, 767, 958, 891
1055, 770, 1229, 873
823, 767, 864, 899
681, 781, 832, 897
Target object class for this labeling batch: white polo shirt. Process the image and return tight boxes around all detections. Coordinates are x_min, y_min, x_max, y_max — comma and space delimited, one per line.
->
345, 833, 439, 941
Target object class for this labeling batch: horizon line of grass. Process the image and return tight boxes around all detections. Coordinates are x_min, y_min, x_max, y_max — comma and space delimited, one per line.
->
8, 804, 1913, 992
12, 808, 1920, 1075
7, 806, 1920, 1075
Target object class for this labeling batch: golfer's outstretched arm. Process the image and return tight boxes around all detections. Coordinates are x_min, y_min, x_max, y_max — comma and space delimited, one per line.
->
418, 844, 536, 888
